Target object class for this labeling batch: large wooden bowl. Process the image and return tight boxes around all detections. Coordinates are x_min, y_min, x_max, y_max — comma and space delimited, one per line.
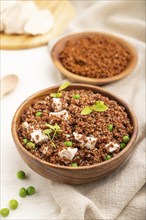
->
11, 84, 138, 184
51, 32, 137, 85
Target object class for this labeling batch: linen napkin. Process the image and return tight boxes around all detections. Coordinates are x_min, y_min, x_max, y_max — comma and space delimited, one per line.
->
49, 1, 146, 219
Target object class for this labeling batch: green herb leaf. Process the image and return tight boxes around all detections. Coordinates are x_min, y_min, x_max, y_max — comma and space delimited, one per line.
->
81, 106, 93, 115
45, 123, 55, 130
96, 101, 104, 105
52, 143, 56, 148
58, 82, 70, 91
50, 93, 62, 98
43, 129, 53, 136
44, 123, 62, 146
92, 101, 108, 112
45, 123, 62, 132
54, 123, 61, 131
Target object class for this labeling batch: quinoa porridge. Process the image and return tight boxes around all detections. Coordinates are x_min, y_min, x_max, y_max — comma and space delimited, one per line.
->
18, 87, 133, 167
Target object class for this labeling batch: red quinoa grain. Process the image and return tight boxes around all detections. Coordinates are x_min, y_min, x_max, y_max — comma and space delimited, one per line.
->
18, 89, 133, 166
59, 35, 131, 78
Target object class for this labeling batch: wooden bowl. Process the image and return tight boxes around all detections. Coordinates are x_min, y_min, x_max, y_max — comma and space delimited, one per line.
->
51, 32, 137, 85
11, 84, 138, 184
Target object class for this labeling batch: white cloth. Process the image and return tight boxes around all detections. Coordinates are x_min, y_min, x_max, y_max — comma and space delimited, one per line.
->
48, 1, 146, 220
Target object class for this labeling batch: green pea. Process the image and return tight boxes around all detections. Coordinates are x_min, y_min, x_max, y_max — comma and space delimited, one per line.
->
23, 138, 28, 144
105, 155, 111, 160
27, 186, 35, 196
122, 135, 130, 143
26, 142, 35, 149
0, 208, 10, 217
120, 142, 126, 150
9, 199, 18, 210
19, 187, 27, 198
73, 94, 80, 99
36, 111, 42, 117
71, 163, 78, 167
17, 170, 26, 179
64, 141, 73, 147
107, 124, 114, 131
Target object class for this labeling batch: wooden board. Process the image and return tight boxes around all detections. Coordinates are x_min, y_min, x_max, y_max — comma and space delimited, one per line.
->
0, 0, 75, 50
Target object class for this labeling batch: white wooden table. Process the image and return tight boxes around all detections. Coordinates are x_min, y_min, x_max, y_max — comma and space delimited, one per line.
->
1, 46, 62, 219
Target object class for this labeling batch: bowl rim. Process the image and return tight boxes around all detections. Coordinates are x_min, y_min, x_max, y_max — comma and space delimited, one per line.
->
51, 31, 138, 84
11, 84, 138, 170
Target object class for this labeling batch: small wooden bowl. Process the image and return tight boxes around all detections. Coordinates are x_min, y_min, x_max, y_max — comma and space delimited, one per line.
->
11, 84, 138, 184
51, 32, 137, 85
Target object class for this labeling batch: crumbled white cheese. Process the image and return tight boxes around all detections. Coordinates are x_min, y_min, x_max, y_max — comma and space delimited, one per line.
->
86, 137, 98, 149
22, 121, 48, 144
52, 98, 62, 111
73, 132, 97, 149
22, 122, 29, 130
30, 129, 49, 144
50, 110, 69, 121
105, 142, 120, 152
65, 134, 71, 138
73, 132, 83, 140
42, 146, 48, 155
58, 147, 78, 160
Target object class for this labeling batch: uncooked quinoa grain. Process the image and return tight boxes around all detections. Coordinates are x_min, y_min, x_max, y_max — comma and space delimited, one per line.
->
18, 89, 133, 166
59, 35, 131, 78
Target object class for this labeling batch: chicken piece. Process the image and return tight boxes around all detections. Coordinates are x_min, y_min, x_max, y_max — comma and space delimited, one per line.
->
24, 9, 54, 35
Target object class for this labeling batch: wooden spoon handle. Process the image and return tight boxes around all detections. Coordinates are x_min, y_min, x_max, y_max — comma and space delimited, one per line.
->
1, 74, 19, 98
